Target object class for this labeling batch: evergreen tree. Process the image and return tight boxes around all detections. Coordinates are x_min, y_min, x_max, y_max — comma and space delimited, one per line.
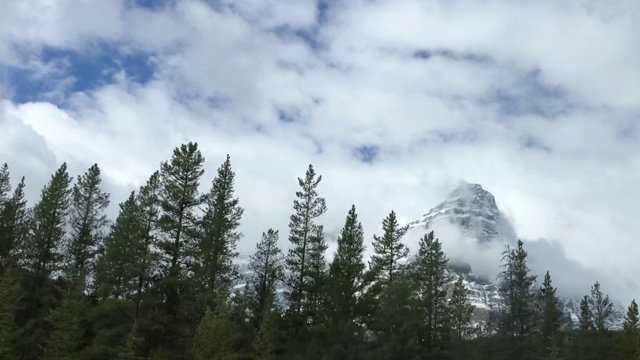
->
540, 271, 563, 341
23, 163, 72, 275
198, 155, 243, 304
156, 142, 206, 356
414, 231, 450, 352
192, 299, 238, 360
285, 164, 327, 333
579, 295, 594, 331
43, 275, 86, 360
323, 205, 369, 353
625, 300, 640, 334
306, 224, 327, 327
247, 229, 284, 328
497, 240, 538, 360
449, 275, 473, 342
67, 164, 110, 285
588, 282, 614, 333
158, 142, 205, 308
0, 163, 10, 209
0, 267, 21, 359
253, 306, 281, 360
0, 176, 29, 269
369, 210, 408, 286
134, 171, 162, 318
96, 192, 144, 300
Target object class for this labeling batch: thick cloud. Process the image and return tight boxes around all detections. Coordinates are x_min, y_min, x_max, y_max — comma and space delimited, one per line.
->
0, 0, 639, 305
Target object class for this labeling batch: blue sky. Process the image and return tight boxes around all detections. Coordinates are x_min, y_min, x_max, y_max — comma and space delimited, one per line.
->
1, 0, 640, 303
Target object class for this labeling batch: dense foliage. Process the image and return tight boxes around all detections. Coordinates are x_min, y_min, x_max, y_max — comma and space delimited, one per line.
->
0, 143, 637, 360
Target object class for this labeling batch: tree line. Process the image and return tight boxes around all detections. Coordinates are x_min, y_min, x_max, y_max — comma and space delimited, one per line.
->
0, 141, 639, 360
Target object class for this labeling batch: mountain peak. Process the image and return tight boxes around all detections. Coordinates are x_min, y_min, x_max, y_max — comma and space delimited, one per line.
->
408, 181, 514, 243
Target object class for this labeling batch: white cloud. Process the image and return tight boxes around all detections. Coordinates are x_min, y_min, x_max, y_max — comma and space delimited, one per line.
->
0, 0, 639, 305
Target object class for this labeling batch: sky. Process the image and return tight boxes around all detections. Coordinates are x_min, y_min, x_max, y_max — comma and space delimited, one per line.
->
1, 0, 639, 305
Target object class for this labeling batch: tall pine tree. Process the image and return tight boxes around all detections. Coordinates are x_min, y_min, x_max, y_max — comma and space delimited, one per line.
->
285, 164, 327, 334
323, 205, 369, 353
539, 271, 563, 341
588, 282, 614, 333
414, 231, 450, 352
198, 155, 243, 305
247, 229, 284, 328
67, 164, 110, 288
157, 142, 206, 356
370, 210, 408, 286
448, 274, 473, 342
497, 240, 538, 359
0, 176, 28, 269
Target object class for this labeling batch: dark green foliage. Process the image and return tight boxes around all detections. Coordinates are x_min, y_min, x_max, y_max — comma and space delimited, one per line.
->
579, 295, 594, 331
67, 164, 110, 283
24, 163, 72, 275
192, 300, 239, 360
321, 205, 370, 356
43, 276, 86, 360
0, 267, 21, 359
253, 307, 282, 360
198, 155, 243, 305
497, 240, 538, 359
370, 210, 408, 286
0, 176, 29, 269
540, 271, 564, 341
589, 282, 614, 333
624, 300, 639, 334
96, 192, 145, 300
285, 164, 327, 333
247, 229, 284, 328
449, 275, 473, 342
414, 231, 450, 352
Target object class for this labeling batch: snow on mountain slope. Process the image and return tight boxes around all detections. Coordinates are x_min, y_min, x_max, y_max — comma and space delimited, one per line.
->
407, 182, 516, 244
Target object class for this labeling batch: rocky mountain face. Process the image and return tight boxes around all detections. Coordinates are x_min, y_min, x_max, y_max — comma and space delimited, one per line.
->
234, 181, 624, 330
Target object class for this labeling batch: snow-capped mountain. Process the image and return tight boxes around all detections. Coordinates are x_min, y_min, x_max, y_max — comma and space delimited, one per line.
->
406, 182, 624, 330
407, 182, 516, 244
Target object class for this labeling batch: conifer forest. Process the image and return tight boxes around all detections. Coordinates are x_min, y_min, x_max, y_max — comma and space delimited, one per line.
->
1, 141, 639, 360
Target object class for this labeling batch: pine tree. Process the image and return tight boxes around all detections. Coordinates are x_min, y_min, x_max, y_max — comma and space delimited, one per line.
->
192, 299, 238, 360
588, 282, 614, 333
43, 274, 85, 360
285, 164, 327, 333
497, 240, 538, 360
158, 142, 205, 308
579, 295, 594, 331
253, 306, 281, 360
67, 164, 110, 289
326, 206, 367, 324
323, 205, 369, 353
23, 163, 72, 275
198, 155, 243, 304
0, 163, 10, 209
156, 142, 206, 356
449, 275, 473, 342
540, 271, 563, 341
0, 176, 29, 269
0, 267, 21, 359
96, 192, 144, 300
624, 300, 639, 334
247, 229, 284, 328
134, 171, 162, 318
370, 210, 409, 286
306, 224, 327, 327
498, 240, 537, 338
414, 231, 450, 351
